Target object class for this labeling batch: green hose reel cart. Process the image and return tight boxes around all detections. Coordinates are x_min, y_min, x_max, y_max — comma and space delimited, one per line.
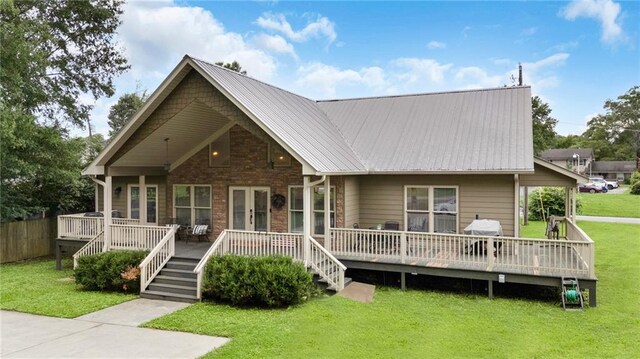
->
561, 276, 584, 311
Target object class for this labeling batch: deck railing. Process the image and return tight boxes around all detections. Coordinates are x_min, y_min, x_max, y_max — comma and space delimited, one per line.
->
72, 231, 105, 268
140, 225, 178, 293
58, 213, 140, 239
308, 236, 346, 291
109, 224, 169, 250
58, 214, 104, 239
331, 224, 595, 279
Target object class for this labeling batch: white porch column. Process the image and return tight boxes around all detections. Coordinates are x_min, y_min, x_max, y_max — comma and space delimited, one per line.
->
104, 175, 112, 251
324, 176, 331, 251
565, 187, 571, 219
513, 174, 520, 237
303, 176, 312, 266
139, 175, 147, 225
94, 183, 100, 212
571, 187, 577, 222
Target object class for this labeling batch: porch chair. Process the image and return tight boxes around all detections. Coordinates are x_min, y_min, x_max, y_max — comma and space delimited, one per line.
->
186, 224, 209, 243
384, 221, 400, 230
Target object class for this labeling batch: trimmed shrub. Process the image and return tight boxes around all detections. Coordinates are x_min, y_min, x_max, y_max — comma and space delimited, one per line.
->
203, 255, 314, 307
528, 187, 582, 221
630, 171, 640, 186
631, 181, 640, 195
75, 250, 148, 293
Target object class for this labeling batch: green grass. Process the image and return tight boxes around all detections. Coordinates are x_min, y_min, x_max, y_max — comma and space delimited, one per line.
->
146, 222, 640, 358
578, 190, 640, 218
0, 258, 137, 318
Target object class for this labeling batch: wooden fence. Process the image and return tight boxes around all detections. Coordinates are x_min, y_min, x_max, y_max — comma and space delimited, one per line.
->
1, 218, 56, 263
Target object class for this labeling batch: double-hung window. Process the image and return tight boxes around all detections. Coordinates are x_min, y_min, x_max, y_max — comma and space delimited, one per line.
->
288, 185, 335, 236
405, 186, 458, 233
174, 185, 212, 226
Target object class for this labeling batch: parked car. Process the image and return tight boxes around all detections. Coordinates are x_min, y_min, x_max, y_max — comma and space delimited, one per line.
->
589, 177, 618, 189
579, 183, 605, 193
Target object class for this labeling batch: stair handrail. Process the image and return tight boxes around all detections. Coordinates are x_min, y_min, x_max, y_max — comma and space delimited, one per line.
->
139, 225, 179, 293
193, 230, 229, 299
73, 230, 105, 269
308, 235, 347, 291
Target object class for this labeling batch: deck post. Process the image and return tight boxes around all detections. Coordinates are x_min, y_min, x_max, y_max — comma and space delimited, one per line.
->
401, 272, 406, 290
139, 175, 147, 225
488, 280, 494, 299
571, 187, 577, 222
400, 232, 406, 263
514, 174, 520, 237
94, 183, 100, 212
324, 176, 331, 252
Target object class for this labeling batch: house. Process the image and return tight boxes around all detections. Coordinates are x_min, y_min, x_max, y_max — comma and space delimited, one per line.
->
59, 55, 596, 305
540, 148, 595, 175
591, 161, 638, 182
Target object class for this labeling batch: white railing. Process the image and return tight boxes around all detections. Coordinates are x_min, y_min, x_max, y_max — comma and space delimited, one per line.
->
331, 227, 595, 279
73, 231, 105, 268
58, 214, 104, 239
140, 225, 178, 293
109, 224, 169, 250
308, 236, 346, 291
194, 231, 229, 299
565, 219, 596, 278
113, 218, 140, 226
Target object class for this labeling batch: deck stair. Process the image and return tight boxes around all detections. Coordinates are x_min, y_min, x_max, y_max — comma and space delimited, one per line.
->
141, 257, 199, 303
311, 258, 351, 291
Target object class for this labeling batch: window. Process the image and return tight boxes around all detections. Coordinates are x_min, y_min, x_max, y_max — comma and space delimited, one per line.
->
405, 186, 458, 233
288, 185, 335, 236
269, 143, 292, 167
128, 185, 158, 224
209, 131, 230, 167
174, 185, 212, 226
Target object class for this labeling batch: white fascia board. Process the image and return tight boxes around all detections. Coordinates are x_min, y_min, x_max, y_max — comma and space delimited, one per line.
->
83, 57, 193, 175
187, 58, 319, 175
315, 169, 535, 176
82, 165, 105, 176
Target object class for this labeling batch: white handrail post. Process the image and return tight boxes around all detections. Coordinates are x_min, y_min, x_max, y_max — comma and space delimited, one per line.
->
400, 232, 407, 264
324, 176, 331, 252
487, 236, 495, 269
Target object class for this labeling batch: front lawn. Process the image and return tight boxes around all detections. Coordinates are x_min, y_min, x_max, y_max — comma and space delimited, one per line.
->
0, 258, 137, 318
578, 190, 640, 218
146, 222, 640, 358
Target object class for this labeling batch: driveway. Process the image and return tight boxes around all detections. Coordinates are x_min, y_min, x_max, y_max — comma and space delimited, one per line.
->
1, 299, 229, 358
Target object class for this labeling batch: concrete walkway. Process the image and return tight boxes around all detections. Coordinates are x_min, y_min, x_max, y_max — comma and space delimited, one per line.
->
577, 215, 640, 224
1, 299, 229, 358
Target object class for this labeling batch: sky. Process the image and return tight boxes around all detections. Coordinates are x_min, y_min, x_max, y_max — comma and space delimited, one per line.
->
82, 0, 639, 138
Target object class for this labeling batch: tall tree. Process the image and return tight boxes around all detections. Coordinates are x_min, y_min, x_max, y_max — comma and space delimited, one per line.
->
0, 0, 129, 128
215, 61, 247, 75
581, 86, 640, 160
531, 96, 558, 156
107, 91, 147, 139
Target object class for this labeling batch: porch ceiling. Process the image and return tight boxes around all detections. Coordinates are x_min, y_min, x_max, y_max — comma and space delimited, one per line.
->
111, 100, 230, 168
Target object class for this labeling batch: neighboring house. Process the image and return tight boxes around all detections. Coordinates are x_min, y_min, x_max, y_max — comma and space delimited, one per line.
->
591, 161, 638, 182
59, 55, 596, 306
540, 148, 594, 175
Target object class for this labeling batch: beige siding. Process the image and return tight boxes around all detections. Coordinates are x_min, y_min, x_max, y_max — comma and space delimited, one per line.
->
344, 176, 360, 228
520, 163, 576, 187
110, 176, 167, 222
358, 174, 516, 236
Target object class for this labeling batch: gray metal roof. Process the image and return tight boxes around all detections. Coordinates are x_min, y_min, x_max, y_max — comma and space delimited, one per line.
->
317, 87, 534, 172
190, 57, 366, 174
540, 148, 594, 161
592, 161, 637, 172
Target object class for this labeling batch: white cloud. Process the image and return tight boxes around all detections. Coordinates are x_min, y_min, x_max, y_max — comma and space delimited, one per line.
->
508, 53, 570, 90
490, 58, 512, 66
295, 63, 386, 98
521, 27, 538, 36
252, 33, 298, 60
461, 26, 472, 38
392, 58, 452, 84
119, 1, 277, 81
427, 40, 446, 49
454, 67, 503, 88
256, 12, 337, 44
560, 0, 623, 43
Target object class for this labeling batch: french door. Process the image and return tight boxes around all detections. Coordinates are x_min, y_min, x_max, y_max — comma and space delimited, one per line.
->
128, 185, 158, 224
229, 186, 270, 232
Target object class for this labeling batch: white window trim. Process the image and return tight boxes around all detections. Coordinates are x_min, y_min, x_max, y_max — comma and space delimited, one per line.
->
128, 184, 158, 224
288, 185, 335, 236
404, 185, 459, 233
172, 184, 212, 227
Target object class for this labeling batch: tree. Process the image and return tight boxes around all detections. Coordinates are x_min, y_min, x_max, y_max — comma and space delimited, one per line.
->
107, 91, 147, 138
581, 86, 640, 160
215, 61, 247, 75
0, 108, 95, 221
531, 96, 558, 156
0, 0, 129, 128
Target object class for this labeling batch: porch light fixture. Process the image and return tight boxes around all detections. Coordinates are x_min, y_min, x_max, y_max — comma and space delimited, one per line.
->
164, 137, 171, 171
